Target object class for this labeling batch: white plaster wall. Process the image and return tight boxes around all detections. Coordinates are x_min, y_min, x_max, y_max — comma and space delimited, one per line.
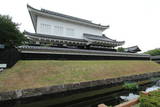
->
36, 16, 104, 39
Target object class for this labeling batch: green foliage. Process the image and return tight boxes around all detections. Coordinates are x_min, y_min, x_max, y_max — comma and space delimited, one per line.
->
139, 90, 160, 107
0, 14, 26, 48
144, 49, 160, 56
117, 47, 125, 52
123, 82, 139, 90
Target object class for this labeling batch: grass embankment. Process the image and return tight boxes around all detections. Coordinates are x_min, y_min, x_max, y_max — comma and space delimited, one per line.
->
0, 60, 160, 92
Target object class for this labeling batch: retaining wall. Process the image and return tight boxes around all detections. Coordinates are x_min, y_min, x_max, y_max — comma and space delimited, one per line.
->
0, 71, 160, 102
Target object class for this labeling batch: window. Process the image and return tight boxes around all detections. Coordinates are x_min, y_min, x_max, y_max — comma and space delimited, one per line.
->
54, 26, 63, 35
66, 28, 75, 36
40, 23, 51, 34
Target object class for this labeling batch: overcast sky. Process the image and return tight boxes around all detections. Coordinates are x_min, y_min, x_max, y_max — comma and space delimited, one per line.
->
0, 0, 160, 52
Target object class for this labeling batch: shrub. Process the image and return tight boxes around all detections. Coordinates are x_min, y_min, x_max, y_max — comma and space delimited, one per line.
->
123, 82, 139, 90
139, 90, 160, 107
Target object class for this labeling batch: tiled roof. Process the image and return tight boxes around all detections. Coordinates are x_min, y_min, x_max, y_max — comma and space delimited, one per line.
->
24, 31, 87, 42
18, 46, 150, 58
83, 33, 125, 44
41, 9, 92, 24
125, 46, 141, 52
27, 4, 109, 29
84, 33, 114, 42
24, 31, 124, 47
125, 46, 141, 51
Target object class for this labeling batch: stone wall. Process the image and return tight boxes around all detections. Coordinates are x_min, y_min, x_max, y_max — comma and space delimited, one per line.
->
0, 71, 160, 101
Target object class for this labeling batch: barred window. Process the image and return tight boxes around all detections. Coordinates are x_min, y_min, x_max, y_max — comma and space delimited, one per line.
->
54, 26, 63, 35
40, 23, 51, 34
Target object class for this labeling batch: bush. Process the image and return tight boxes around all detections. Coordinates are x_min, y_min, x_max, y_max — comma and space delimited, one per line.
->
123, 82, 139, 90
139, 90, 160, 107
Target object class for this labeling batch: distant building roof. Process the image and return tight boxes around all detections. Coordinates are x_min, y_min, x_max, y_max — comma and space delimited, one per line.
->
124, 46, 141, 53
27, 4, 109, 32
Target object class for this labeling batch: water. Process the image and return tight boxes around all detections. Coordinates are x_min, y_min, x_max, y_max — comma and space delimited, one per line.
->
120, 93, 139, 101
145, 86, 160, 92
120, 80, 160, 101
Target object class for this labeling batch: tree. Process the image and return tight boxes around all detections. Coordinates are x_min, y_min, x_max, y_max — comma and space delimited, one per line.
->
117, 47, 125, 52
0, 14, 26, 48
144, 48, 160, 56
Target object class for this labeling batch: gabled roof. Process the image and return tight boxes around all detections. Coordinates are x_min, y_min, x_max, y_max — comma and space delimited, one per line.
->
27, 4, 109, 32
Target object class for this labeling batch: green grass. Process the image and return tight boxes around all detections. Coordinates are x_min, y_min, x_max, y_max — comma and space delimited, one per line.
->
0, 60, 160, 92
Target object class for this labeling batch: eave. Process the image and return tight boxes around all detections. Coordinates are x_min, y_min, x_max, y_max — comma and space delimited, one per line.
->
24, 31, 124, 47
